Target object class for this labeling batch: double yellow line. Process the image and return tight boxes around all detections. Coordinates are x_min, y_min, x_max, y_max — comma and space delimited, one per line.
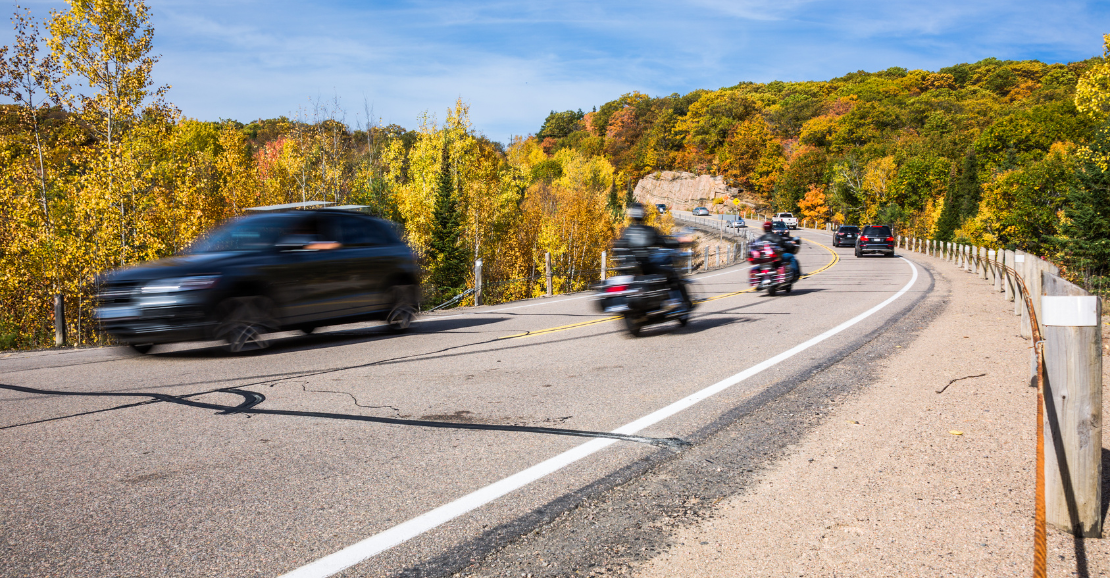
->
498, 238, 840, 341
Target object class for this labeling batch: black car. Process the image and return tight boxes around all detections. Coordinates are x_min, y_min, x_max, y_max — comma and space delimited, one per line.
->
96, 209, 420, 353
771, 220, 789, 235
854, 225, 895, 257
655, 203, 667, 214
832, 225, 859, 247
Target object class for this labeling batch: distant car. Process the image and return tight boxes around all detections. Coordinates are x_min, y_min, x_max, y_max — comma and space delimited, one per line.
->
655, 203, 667, 214
774, 212, 798, 229
771, 220, 789, 235
726, 218, 746, 229
832, 225, 859, 247
692, 207, 710, 216
96, 209, 421, 353
855, 225, 895, 257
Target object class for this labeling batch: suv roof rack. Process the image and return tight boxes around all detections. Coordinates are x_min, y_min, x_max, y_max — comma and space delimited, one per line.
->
244, 201, 334, 211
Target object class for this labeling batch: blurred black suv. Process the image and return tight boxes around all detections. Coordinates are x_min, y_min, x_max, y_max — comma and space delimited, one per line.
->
96, 210, 420, 353
854, 225, 895, 257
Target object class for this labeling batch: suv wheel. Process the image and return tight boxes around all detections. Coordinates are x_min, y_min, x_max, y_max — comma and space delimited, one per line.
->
387, 285, 417, 332
215, 296, 277, 353
128, 343, 154, 355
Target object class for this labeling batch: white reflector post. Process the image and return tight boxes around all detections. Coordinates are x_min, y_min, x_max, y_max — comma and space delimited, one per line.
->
1041, 296, 1098, 327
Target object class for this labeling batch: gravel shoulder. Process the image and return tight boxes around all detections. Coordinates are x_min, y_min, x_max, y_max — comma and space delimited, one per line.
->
634, 253, 1109, 578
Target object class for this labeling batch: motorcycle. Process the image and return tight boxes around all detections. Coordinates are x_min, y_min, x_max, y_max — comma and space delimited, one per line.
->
748, 238, 800, 296
595, 247, 696, 336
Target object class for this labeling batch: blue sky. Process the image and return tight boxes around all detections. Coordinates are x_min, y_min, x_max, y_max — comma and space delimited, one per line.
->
6, 0, 1109, 141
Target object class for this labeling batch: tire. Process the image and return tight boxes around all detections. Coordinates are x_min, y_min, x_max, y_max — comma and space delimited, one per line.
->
128, 343, 154, 354
624, 314, 644, 336
768, 285, 778, 296
677, 313, 689, 327
215, 296, 277, 353
886, 251, 896, 258
300, 325, 317, 334
386, 285, 417, 332
783, 283, 793, 293
855, 248, 862, 258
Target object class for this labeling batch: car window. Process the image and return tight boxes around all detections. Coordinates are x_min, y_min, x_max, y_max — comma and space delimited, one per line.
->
316, 214, 343, 243
186, 215, 292, 253
839, 226, 859, 233
864, 226, 891, 236
338, 215, 385, 246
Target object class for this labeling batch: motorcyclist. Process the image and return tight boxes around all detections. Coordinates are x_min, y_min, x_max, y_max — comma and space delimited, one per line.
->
613, 203, 692, 311
756, 221, 801, 280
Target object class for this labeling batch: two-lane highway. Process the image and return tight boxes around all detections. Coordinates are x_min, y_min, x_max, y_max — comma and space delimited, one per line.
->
0, 229, 930, 577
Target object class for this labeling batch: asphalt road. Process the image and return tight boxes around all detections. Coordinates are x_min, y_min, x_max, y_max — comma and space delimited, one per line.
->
0, 228, 931, 578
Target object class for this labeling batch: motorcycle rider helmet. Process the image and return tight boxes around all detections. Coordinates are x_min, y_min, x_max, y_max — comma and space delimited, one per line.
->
627, 203, 645, 223
763, 221, 774, 232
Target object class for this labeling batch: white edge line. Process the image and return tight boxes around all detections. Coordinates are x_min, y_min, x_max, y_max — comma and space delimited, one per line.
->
280, 258, 920, 578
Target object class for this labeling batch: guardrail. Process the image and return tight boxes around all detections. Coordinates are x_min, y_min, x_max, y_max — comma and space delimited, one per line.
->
896, 235, 1104, 577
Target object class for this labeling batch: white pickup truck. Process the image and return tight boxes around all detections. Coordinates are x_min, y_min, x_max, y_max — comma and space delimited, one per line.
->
774, 212, 798, 230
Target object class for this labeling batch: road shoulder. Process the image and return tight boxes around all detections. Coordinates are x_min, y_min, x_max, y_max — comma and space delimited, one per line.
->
633, 253, 1109, 578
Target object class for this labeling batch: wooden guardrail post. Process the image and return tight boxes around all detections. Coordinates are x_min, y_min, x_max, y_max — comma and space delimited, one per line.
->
979, 247, 989, 280
1004, 250, 1015, 301
545, 252, 552, 297
703, 246, 710, 271
994, 248, 1003, 290
1020, 252, 1033, 337
54, 294, 66, 347
1041, 272, 1103, 537
601, 250, 607, 281
474, 259, 483, 306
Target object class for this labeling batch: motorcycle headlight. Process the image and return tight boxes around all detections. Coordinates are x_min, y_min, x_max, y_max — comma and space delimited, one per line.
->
141, 275, 221, 294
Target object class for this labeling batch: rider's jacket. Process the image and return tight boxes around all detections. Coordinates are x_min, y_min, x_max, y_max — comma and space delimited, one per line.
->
615, 224, 679, 256
757, 231, 788, 252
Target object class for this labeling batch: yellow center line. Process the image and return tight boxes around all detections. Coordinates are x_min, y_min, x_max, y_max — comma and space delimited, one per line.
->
498, 238, 840, 341
495, 315, 622, 340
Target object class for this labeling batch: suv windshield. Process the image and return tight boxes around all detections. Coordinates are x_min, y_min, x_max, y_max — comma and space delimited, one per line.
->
187, 215, 293, 253
863, 226, 892, 237
838, 226, 859, 233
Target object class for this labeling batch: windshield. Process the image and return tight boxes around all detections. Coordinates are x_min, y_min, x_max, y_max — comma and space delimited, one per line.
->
186, 215, 292, 254
864, 226, 891, 237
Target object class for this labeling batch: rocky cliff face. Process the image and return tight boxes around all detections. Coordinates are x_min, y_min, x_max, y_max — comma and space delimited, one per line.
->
633, 171, 751, 212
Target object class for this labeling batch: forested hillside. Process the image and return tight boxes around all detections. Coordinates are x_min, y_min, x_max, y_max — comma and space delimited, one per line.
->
1, 0, 1108, 349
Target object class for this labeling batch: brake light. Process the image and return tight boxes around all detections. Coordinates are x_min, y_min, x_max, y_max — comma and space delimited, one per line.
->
860, 236, 868, 241
606, 285, 627, 293
885, 236, 894, 242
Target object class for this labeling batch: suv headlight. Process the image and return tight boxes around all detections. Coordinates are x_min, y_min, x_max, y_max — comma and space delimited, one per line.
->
141, 276, 221, 294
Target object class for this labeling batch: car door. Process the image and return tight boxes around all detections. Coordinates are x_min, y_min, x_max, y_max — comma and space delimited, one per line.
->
338, 215, 397, 314
267, 213, 350, 325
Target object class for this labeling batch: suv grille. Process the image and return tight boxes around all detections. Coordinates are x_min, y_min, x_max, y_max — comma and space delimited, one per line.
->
98, 282, 139, 305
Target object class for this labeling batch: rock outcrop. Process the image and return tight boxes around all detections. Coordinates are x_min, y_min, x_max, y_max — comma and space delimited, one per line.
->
633, 171, 751, 212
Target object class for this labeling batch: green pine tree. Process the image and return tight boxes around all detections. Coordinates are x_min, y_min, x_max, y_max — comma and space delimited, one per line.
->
957, 150, 981, 221
428, 143, 467, 294
1057, 124, 1110, 278
934, 162, 961, 242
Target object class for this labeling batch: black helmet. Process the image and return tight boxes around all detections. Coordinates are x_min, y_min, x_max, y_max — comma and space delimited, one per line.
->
763, 221, 773, 232
627, 203, 645, 222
